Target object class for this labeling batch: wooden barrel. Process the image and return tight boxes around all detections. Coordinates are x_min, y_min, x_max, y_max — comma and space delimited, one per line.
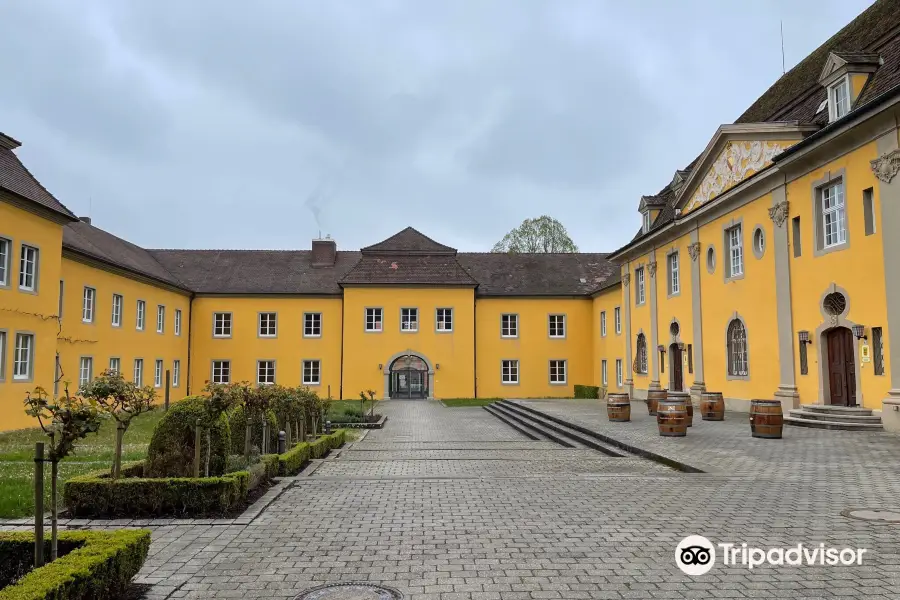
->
657, 398, 687, 437
607, 393, 631, 422
668, 391, 692, 427
700, 392, 725, 421
646, 389, 666, 416
750, 399, 783, 439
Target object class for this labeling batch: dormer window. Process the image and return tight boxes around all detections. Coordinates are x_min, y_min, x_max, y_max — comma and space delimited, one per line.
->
828, 76, 851, 121
642, 211, 651, 234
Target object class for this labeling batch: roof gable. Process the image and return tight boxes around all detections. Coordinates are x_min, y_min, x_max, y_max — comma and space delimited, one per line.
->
361, 227, 457, 255
0, 136, 76, 221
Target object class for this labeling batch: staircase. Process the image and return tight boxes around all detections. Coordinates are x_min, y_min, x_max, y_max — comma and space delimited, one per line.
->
784, 404, 883, 431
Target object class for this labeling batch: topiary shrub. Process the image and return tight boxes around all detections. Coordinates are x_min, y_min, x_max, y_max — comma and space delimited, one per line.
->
0, 530, 150, 600
145, 396, 231, 478
574, 385, 601, 399
277, 430, 346, 476
228, 405, 278, 455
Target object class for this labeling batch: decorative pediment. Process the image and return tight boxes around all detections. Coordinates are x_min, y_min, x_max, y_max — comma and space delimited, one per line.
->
819, 51, 880, 86
677, 123, 815, 215
638, 195, 666, 212
819, 52, 849, 84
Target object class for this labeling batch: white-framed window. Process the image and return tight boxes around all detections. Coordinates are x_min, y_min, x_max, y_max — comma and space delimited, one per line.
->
822, 182, 847, 248
13, 333, 34, 380
174, 309, 182, 336
302, 359, 321, 385
173, 359, 181, 387
133, 358, 144, 386
212, 360, 231, 384
635, 333, 648, 374
635, 267, 645, 304
401, 308, 418, 332
726, 224, 743, 278
304, 313, 322, 337
436, 308, 453, 332
111, 294, 123, 327
600, 311, 607, 337
156, 305, 165, 333
829, 77, 851, 121
79, 356, 93, 387
501, 359, 519, 384
0, 237, 10, 286
258, 312, 277, 337
365, 308, 383, 332
213, 312, 232, 337
0, 330, 7, 381
549, 360, 567, 384
82, 287, 96, 323
642, 211, 651, 234
616, 359, 623, 387
19, 244, 39, 291
668, 252, 680, 295
154, 359, 163, 387
257, 360, 276, 385
136, 300, 146, 331
548, 314, 566, 338
727, 319, 749, 377
109, 357, 120, 374
601, 360, 608, 386
501, 314, 518, 338
614, 307, 621, 334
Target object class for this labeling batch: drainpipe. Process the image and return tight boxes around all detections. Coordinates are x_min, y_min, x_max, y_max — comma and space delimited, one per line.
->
339, 293, 345, 400
473, 290, 478, 398
186, 293, 194, 396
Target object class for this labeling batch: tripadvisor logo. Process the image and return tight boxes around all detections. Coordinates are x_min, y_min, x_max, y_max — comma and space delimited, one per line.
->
676, 536, 868, 574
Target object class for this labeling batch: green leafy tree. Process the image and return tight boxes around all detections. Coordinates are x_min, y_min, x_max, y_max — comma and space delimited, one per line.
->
491, 215, 579, 253
80, 369, 156, 479
24, 385, 103, 560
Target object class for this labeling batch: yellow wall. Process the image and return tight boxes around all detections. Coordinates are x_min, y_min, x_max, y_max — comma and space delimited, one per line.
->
476, 297, 592, 398
787, 141, 889, 409
629, 251, 653, 392
592, 286, 624, 393
698, 193, 780, 404
190, 296, 343, 396
655, 233, 696, 392
0, 201, 64, 430
58, 257, 190, 402
342, 287, 475, 399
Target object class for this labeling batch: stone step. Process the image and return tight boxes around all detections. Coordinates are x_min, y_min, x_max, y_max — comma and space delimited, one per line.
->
784, 415, 883, 431
494, 401, 624, 456
800, 404, 874, 416
489, 403, 584, 449
788, 409, 883, 424
482, 405, 545, 441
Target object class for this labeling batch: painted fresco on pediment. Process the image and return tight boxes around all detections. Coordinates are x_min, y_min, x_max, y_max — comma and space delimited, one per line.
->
684, 140, 796, 213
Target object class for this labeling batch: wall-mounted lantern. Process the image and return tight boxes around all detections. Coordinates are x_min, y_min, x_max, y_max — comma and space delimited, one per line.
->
657, 344, 666, 353
378, 363, 383, 370
798, 330, 811, 345
436, 363, 440, 370
852, 324, 867, 341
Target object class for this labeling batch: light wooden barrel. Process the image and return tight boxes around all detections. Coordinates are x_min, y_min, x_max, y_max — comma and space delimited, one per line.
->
657, 398, 687, 437
700, 392, 725, 421
607, 393, 631, 422
668, 391, 692, 427
750, 399, 783, 439
646, 389, 666, 416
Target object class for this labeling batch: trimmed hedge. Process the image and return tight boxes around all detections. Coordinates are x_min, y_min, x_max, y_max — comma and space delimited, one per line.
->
247, 454, 280, 490
228, 406, 278, 455
64, 462, 249, 518
574, 385, 601, 399
278, 430, 346, 476
145, 396, 231, 477
0, 529, 150, 600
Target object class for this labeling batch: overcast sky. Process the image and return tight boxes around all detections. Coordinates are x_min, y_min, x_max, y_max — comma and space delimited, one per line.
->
1, 1, 874, 252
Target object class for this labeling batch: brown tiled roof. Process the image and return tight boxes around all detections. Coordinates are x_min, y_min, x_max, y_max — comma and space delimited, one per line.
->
64, 221, 187, 288
0, 134, 76, 220
361, 227, 457, 255
340, 255, 478, 286
149, 249, 361, 295
457, 253, 617, 296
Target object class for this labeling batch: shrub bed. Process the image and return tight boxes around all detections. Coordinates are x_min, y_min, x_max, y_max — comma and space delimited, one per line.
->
574, 385, 601, 399
278, 430, 346, 476
227, 406, 278, 454
63, 462, 249, 518
145, 396, 231, 477
0, 529, 150, 600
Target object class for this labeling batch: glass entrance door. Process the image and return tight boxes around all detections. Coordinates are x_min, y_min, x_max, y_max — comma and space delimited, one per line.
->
389, 355, 429, 399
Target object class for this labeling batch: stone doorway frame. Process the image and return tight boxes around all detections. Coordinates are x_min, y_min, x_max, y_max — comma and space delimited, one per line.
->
383, 349, 435, 401
814, 284, 863, 406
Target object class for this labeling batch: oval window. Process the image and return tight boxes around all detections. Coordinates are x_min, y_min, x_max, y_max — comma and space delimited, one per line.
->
706, 246, 716, 274
753, 227, 765, 258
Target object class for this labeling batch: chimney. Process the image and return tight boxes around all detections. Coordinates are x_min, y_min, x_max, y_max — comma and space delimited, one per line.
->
79, 216, 92, 225
311, 236, 336, 267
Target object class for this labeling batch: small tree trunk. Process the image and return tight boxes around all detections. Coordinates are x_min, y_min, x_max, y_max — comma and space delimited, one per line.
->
113, 422, 125, 479
244, 422, 252, 463
261, 417, 268, 454
51, 459, 58, 560
34, 442, 44, 568
285, 421, 292, 448
193, 420, 201, 478
204, 428, 211, 477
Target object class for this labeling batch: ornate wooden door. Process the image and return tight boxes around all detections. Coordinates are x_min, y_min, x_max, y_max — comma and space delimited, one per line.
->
670, 345, 683, 392
826, 328, 856, 406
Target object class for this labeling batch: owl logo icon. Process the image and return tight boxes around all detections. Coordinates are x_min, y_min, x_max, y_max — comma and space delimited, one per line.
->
676, 536, 716, 575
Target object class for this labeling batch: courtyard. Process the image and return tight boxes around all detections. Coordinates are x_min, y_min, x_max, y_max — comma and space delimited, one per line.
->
4, 398, 898, 599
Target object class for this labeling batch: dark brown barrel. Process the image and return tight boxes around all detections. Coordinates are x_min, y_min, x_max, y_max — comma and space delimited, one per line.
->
700, 392, 725, 421
657, 398, 687, 437
646, 389, 666, 416
607, 393, 631, 422
668, 391, 692, 427
750, 399, 783, 439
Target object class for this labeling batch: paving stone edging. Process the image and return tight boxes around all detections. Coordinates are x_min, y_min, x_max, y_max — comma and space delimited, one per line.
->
509, 400, 706, 473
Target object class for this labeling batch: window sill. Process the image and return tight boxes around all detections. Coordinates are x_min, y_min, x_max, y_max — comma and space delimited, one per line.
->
213, 334, 232, 339
303, 382, 321, 386
501, 381, 520, 386
667, 291, 681, 299
550, 381, 568, 386
816, 241, 849, 257
303, 334, 323, 338
549, 335, 566, 340
500, 335, 518, 339
726, 374, 750, 381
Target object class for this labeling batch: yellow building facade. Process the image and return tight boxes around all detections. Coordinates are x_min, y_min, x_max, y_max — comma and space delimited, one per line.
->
2, 0, 899, 433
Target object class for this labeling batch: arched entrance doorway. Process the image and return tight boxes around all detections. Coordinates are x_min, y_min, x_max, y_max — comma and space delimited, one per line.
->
668, 343, 683, 392
388, 354, 430, 399
825, 327, 856, 406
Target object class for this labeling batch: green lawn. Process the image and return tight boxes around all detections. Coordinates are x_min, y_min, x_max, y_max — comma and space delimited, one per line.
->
0, 410, 164, 518
440, 398, 501, 407
326, 399, 376, 420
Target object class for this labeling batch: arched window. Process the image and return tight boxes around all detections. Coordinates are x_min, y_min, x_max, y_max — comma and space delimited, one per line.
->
634, 333, 648, 374
727, 319, 748, 377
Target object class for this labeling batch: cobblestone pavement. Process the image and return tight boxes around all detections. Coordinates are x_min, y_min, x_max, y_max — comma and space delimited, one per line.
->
8, 399, 900, 599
